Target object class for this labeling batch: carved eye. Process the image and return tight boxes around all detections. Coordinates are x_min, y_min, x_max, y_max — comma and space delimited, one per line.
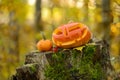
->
56, 30, 62, 35
69, 26, 80, 32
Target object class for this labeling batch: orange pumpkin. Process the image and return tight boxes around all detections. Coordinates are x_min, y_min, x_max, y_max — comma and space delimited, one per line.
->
37, 39, 52, 51
52, 22, 91, 48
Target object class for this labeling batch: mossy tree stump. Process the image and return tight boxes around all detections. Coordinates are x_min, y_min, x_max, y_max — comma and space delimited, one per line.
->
10, 40, 113, 80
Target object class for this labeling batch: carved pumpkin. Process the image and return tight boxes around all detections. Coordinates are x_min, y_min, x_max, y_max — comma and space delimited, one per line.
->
37, 39, 52, 51
52, 22, 91, 48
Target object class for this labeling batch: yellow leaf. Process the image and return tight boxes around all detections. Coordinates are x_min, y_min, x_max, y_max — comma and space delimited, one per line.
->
74, 45, 85, 51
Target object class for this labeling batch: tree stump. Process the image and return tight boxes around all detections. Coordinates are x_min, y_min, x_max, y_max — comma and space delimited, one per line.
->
10, 40, 113, 80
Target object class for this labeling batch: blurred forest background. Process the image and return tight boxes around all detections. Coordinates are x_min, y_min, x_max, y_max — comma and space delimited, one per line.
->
0, 0, 120, 80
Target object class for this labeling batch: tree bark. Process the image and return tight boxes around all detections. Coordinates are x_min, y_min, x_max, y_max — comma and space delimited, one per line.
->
35, 0, 42, 30
9, 11, 20, 62
101, 0, 113, 41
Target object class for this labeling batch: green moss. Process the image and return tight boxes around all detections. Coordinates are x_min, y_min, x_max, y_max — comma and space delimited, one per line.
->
29, 64, 37, 74
45, 45, 105, 80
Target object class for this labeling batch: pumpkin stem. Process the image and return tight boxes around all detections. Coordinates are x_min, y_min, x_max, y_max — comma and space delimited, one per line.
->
40, 31, 46, 40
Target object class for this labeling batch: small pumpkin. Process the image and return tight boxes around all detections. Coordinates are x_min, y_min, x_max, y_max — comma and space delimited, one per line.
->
52, 22, 91, 48
37, 39, 52, 51
37, 32, 52, 51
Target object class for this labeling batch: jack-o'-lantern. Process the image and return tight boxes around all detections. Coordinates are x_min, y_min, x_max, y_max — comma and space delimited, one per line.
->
52, 22, 91, 48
